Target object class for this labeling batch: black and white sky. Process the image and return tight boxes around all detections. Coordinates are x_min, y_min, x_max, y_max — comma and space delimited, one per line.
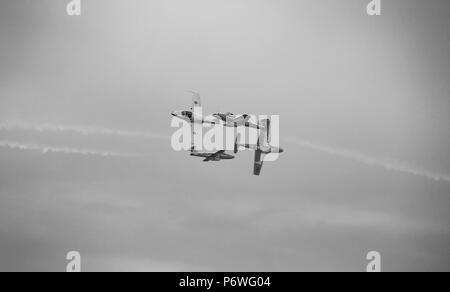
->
0, 0, 449, 271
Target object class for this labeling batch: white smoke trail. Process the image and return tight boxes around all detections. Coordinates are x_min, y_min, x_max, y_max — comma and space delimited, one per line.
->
0, 121, 166, 139
286, 138, 450, 183
0, 140, 148, 158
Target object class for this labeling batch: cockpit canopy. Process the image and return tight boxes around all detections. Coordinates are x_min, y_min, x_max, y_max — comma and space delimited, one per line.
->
213, 112, 235, 121
181, 111, 193, 119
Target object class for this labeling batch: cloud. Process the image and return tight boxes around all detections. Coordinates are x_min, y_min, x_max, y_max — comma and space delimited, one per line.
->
0, 140, 149, 158
286, 138, 450, 183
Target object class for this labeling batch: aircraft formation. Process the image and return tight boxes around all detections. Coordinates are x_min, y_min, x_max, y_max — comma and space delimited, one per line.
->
171, 93, 284, 176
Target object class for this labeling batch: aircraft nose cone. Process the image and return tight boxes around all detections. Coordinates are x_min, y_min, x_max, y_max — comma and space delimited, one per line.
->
171, 111, 177, 117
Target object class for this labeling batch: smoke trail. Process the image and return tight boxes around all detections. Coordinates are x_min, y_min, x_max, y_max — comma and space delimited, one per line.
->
286, 138, 450, 183
0, 140, 149, 158
0, 121, 166, 139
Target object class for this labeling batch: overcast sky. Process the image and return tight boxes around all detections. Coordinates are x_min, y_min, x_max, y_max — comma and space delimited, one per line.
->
0, 0, 449, 271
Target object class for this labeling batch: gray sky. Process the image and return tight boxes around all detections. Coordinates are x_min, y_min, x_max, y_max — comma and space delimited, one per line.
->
0, 0, 449, 271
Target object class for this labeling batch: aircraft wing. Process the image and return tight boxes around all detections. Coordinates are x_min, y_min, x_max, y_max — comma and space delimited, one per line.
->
189, 91, 202, 151
253, 149, 264, 175
245, 121, 262, 129
203, 150, 225, 162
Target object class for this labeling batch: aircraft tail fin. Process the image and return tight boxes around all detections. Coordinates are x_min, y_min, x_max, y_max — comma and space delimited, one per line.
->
188, 91, 201, 110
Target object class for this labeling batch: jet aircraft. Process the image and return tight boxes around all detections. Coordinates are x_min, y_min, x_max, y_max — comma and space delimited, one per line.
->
190, 149, 235, 162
